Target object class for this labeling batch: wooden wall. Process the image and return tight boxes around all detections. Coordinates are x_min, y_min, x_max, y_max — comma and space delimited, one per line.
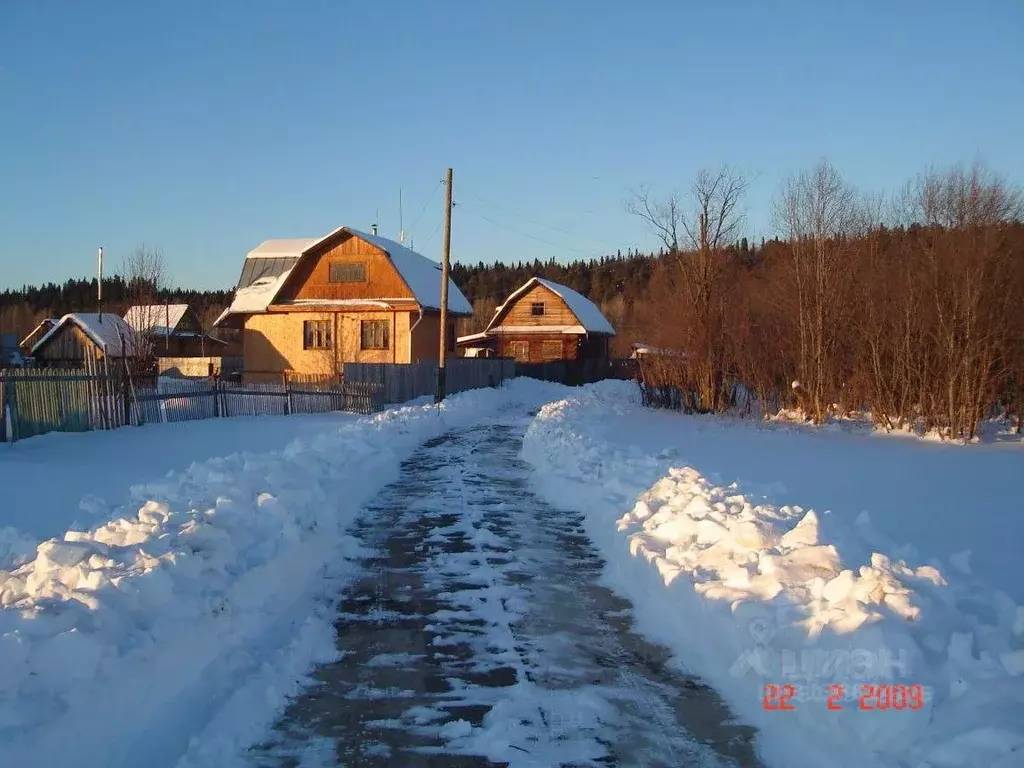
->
496, 334, 579, 364
243, 310, 417, 379
279, 233, 416, 303
34, 325, 103, 364
497, 284, 578, 328
409, 311, 458, 363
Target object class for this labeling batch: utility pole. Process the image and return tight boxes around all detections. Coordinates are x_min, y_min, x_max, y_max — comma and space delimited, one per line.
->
436, 167, 453, 403
97, 246, 104, 319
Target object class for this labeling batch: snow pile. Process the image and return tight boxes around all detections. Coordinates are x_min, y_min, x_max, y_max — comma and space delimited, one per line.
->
0, 378, 568, 768
522, 381, 1024, 768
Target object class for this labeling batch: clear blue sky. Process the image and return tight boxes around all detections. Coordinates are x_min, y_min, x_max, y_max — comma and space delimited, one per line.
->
2, 0, 1022, 290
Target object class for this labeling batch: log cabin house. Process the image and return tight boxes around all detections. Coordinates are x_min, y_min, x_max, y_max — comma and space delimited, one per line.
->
29, 313, 148, 367
214, 226, 472, 382
456, 277, 615, 363
123, 304, 226, 357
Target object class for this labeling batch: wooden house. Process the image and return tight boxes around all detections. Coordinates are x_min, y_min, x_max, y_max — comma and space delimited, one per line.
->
123, 304, 226, 357
457, 277, 615, 363
214, 226, 473, 382
30, 313, 148, 367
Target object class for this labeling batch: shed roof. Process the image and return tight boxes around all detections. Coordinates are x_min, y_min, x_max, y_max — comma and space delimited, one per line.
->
217, 226, 471, 326
486, 277, 615, 335
124, 304, 191, 336
31, 313, 147, 358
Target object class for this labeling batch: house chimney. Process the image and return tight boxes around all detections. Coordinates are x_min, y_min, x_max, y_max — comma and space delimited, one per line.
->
371, 223, 378, 236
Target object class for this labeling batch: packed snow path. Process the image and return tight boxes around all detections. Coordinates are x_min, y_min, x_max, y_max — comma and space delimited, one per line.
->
249, 413, 761, 767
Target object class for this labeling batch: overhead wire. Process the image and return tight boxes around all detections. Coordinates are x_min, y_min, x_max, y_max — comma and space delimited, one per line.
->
458, 206, 611, 260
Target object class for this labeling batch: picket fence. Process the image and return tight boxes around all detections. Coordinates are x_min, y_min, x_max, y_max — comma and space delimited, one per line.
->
1, 367, 383, 443
343, 358, 517, 404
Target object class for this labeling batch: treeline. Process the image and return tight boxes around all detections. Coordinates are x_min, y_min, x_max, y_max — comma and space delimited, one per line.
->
632, 162, 1024, 439
0, 277, 233, 339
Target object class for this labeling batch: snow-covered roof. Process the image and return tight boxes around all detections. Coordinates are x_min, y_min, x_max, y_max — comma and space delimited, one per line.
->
216, 226, 472, 326
124, 304, 190, 336
19, 318, 57, 349
247, 239, 317, 258
31, 313, 147, 358
486, 277, 615, 335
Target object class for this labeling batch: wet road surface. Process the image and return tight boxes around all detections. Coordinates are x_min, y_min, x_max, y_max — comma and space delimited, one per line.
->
249, 412, 761, 767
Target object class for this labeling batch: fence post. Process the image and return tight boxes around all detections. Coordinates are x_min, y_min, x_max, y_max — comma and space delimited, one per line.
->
212, 375, 221, 418
284, 373, 293, 415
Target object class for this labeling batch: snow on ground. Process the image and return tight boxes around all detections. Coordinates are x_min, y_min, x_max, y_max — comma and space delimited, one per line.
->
0, 379, 568, 768
0, 412, 368, 569
522, 380, 1024, 768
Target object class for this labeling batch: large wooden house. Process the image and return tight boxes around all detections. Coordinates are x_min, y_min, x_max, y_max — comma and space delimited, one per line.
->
215, 226, 472, 381
123, 303, 226, 357
30, 313, 148, 367
457, 277, 615, 363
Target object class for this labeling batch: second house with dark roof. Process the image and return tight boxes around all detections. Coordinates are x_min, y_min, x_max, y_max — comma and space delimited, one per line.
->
215, 226, 472, 382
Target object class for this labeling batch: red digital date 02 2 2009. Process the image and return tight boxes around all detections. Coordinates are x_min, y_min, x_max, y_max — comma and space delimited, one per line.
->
763, 684, 925, 711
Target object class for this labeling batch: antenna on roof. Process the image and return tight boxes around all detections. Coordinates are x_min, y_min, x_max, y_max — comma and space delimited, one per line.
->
398, 188, 405, 244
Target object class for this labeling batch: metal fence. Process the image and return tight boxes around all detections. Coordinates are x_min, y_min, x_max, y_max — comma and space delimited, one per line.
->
344, 358, 517, 404
1, 368, 383, 443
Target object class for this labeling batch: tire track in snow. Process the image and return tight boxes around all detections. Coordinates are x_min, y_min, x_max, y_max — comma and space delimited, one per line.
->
248, 413, 761, 767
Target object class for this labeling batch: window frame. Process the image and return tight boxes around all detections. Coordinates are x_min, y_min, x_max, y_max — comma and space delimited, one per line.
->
530, 301, 545, 317
328, 261, 368, 284
360, 319, 390, 350
302, 319, 333, 350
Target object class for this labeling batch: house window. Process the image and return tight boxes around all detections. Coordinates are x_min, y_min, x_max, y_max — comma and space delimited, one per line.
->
329, 261, 367, 283
361, 319, 390, 350
541, 340, 562, 360
303, 319, 332, 350
530, 302, 545, 316
509, 341, 529, 362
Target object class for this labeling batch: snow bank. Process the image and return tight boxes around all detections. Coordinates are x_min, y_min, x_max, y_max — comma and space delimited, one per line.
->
0, 378, 568, 768
522, 381, 1024, 768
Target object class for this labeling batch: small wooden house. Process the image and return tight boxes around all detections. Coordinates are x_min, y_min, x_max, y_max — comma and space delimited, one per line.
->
30, 313, 148, 367
457, 277, 615, 363
123, 304, 225, 357
214, 226, 473, 382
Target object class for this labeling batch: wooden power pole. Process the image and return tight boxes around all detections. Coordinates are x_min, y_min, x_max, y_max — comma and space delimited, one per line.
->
436, 167, 453, 403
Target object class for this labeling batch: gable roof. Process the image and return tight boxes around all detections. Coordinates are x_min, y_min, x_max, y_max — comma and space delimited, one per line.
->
216, 226, 471, 326
19, 318, 58, 350
31, 313, 147, 358
124, 304, 191, 336
486, 277, 615, 335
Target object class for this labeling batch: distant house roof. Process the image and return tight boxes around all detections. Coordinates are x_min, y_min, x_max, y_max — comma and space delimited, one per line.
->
124, 304, 191, 337
31, 313, 147, 358
216, 226, 472, 326
19, 318, 57, 351
485, 277, 615, 335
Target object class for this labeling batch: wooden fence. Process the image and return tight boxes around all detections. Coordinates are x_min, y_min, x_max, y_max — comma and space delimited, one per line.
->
343, 358, 517, 404
516, 358, 638, 386
157, 356, 243, 378
1, 368, 383, 443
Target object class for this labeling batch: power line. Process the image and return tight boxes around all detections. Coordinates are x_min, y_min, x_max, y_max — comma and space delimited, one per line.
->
459, 206, 611, 260
408, 181, 443, 241
458, 188, 625, 250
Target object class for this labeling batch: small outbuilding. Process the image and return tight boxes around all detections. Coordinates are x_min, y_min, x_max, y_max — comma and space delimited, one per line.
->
124, 304, 225, 357
30, 313, 148, 367
457, 277, 615, 363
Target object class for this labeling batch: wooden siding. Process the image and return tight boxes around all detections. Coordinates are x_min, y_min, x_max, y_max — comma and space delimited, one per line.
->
278, 233, 416, 304
243, 310, 417, 379
409, 311, 458, 363
34, 325, 104, 363
496, 284, 578, 328
496, 334, 579, 364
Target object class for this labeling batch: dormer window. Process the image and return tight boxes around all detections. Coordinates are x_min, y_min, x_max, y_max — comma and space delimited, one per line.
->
530, 302, 545, 316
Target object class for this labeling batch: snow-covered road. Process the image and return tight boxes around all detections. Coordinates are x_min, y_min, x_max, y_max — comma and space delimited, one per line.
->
249, 412, 759, 767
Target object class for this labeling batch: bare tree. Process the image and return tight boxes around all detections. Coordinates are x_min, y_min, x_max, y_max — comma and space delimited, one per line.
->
627, 167, 749, 411
121, 244, 168, 359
